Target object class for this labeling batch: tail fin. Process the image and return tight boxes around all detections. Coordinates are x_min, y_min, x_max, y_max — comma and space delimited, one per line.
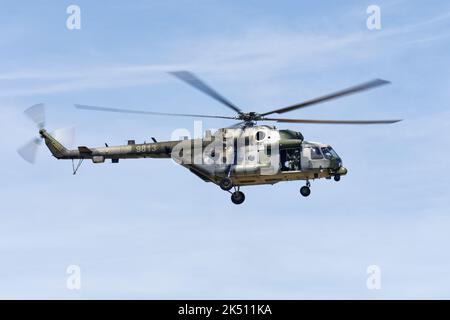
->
39, 129, 68, 158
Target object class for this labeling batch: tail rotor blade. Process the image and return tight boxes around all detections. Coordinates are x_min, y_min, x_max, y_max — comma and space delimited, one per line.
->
17, 138, 41, 164
24, 103, 46, 129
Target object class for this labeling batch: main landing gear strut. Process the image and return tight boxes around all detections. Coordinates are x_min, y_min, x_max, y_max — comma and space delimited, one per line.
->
218, 177, 246, 205
219, 177, 234, 191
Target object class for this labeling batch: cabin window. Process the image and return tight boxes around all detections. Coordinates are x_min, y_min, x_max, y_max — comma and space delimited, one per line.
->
311, 147, 323, 159
256, 131, 265, 141
244, 136, 250, 146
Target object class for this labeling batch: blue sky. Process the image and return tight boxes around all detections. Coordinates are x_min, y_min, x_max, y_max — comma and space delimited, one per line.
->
1, 0, 450, 299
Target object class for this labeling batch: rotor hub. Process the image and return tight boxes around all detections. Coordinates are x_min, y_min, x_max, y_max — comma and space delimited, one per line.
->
237, 112, 262, 122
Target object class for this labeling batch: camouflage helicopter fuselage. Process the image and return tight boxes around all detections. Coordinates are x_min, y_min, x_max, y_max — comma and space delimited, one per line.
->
39, 124, 347, 188
22, 72, 400, 204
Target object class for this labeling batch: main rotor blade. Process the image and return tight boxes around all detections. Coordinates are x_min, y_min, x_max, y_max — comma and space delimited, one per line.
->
24, 103, 45, 129
17, 138, 41, 164
169, 71, 243, 114
75, 104, 236, 120
261, 79, 390, 116
263, 117, 402, 124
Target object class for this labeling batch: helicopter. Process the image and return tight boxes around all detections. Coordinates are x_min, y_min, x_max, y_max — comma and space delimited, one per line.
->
18, 71, 401, 204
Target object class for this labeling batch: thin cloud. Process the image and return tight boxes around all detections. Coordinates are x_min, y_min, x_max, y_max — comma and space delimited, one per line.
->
0, 11, 449, 97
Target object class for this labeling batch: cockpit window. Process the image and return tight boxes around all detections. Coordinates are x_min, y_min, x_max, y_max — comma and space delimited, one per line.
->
321, 147, 340, 159
322, 147, 332, 159
311, 147, 323, 159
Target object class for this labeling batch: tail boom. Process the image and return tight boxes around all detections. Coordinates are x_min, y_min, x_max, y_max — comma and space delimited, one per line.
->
39, 129, 176, 161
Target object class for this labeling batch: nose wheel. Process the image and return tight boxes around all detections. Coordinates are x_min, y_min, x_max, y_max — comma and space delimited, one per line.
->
300, 180, 311, 197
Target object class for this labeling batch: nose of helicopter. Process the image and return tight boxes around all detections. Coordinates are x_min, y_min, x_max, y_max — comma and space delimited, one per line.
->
337, 166, 348, 175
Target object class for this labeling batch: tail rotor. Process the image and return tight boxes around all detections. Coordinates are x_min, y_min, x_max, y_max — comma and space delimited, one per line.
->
17, 104, 74, 164
17, 137, 42, 164
24, 103, 46, 129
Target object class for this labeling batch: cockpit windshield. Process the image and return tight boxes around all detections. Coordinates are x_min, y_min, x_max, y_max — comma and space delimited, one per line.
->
321, 146, 340, 160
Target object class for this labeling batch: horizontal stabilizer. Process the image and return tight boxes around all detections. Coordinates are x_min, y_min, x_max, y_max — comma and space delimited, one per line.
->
78, 146, 93, 155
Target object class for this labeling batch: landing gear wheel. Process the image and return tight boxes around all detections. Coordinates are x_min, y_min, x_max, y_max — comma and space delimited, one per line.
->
231, 191, 245, 205
334, 174, 341, 182
219, 177, 233, 191
300, 186, 311, 197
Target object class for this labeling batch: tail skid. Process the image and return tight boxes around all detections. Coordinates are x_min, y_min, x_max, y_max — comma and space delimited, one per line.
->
39, 129, 85, 174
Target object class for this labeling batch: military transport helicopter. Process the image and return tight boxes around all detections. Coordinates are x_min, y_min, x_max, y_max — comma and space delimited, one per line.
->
18, 71, 401, 204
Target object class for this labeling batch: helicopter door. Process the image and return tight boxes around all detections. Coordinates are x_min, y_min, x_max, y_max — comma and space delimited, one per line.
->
280, 147, 301, 171
254, 130, 268, 164
301, 147, 312, 170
